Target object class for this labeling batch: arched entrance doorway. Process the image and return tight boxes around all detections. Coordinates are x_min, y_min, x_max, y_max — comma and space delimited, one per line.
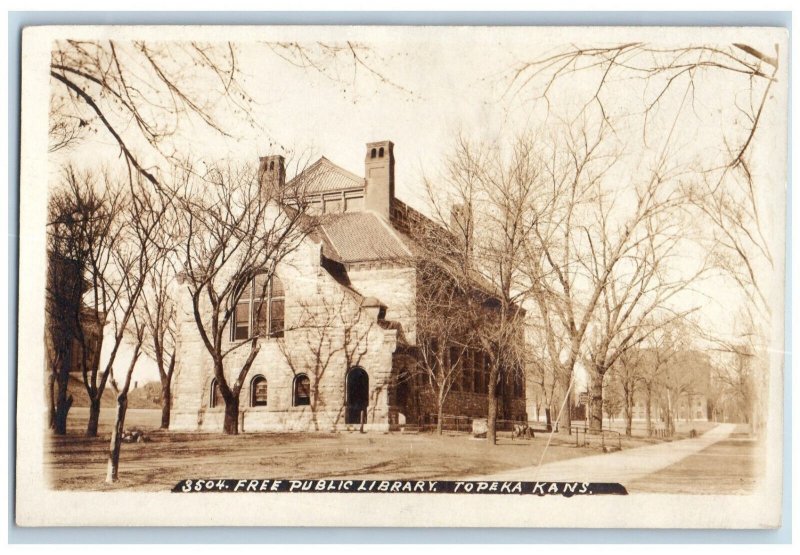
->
345, 367, 369, 425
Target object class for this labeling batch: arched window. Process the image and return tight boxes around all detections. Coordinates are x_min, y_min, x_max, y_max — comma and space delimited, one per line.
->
269, 160, 275, 170
210, 379, 223, 408
250, 375, 268, 407
293, 374, 311, 406
370, 148, 377, 158
378, 146, 384, 157
232, 274, 285, 340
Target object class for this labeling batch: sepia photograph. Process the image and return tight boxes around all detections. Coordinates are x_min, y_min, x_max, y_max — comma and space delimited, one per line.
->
15, 23, 788, 528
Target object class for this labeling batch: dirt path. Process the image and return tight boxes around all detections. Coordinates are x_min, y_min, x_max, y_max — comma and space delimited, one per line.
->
469, 423, 735, 483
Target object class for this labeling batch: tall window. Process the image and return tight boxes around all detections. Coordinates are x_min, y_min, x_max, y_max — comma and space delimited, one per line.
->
210, 379, 223, 408
461, 350, 473, 392
293, 374, 311, 406
250, 375, 268, 407
232, 274, 285, 340
449, 346, 461, 392
473, 351, 483, 393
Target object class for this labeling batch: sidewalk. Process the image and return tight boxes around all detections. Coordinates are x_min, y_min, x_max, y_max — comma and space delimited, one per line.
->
470, 423, 735, 483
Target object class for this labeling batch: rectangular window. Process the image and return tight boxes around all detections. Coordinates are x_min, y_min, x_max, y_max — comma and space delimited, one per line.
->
269, 298, 284, 337
473, 351, 482, 393
252, 379, 268, 406
294, 376, 311, 406
233, 302, 250, 340
344, 195, 364, 212
462, 350, 473, 392
307, 199, 323, 215
324, 194, 343, 214
254, 300, 268, 337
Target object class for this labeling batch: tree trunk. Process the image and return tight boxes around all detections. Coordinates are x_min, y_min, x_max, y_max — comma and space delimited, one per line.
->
47, 372, 56, 430
86, 397, 101, 437
487, 366, 499, 445
53, 363, 72, 435
558, 402, 571, 433
487, 391, 498, 445
436, 400, 444, 435
223, 395, 240, 435
556, 377, 572, 433
666, 390, 674, 436
311, 385, 320, 432
544, 406, 552, 432
160, 378, 171, 429
624, 386, 634, 437
588, 374, 604, 433
106, 394, 128, 483
625, 407, 633, 437
645, 387, 653, 436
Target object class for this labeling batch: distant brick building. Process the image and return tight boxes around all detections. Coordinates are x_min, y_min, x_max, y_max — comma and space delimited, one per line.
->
45, 252, 103, 396
170, 140, 526, 432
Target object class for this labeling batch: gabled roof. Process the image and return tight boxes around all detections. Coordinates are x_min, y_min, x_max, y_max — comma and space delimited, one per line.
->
286, 156, 365, 194
318, 212, 412, 264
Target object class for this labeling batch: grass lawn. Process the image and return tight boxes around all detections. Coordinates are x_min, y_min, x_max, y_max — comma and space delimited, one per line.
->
626, 434, 763, 494
586, 418, 720, 440
49, 408, 604, 491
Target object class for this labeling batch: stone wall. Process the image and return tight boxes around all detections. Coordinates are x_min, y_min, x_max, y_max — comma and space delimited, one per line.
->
171, 240, 398, 433
346, 264, 417, 344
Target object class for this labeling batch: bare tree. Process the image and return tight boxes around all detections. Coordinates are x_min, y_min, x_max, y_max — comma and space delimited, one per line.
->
602, 376, 624, 424
508, 39, 782, 339
524, 313, 560, 431
504, 42, 783, 440
519, 118, 630, 435
50, 40, 256, 185
48, 169, 122, 436
651, 324, 704, 435
634, 324, 685, 436
422, 135, 534, 445
46, 176, 101, 433
581, 207, 706, 433
50, 40, 409, 187
45, 201, 88, 433
105, 314, 145, 483
413, 257, 477, 435
613, 348, 644, 437
139, 243, 180, 429
102, 180, 179, 481
178, 163, 312, 435
277, 287, 376, 432
708, 316, 762, 429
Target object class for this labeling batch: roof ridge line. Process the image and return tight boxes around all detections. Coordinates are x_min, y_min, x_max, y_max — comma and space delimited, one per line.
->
317, 222, 342, 260
370, 211, 414, 258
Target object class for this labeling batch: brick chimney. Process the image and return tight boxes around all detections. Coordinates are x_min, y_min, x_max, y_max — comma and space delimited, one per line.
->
258, 154, 285, 197
364, 140, 394, 219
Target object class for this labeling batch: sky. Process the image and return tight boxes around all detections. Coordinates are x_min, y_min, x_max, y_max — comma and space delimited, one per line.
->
51, 26, 787, 384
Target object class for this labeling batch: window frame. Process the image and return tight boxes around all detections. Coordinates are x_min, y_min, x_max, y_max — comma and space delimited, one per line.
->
250, 375, 268, 407
231, 274, 285, 341
293, 374, 311, 407
210, 378, 223, 408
